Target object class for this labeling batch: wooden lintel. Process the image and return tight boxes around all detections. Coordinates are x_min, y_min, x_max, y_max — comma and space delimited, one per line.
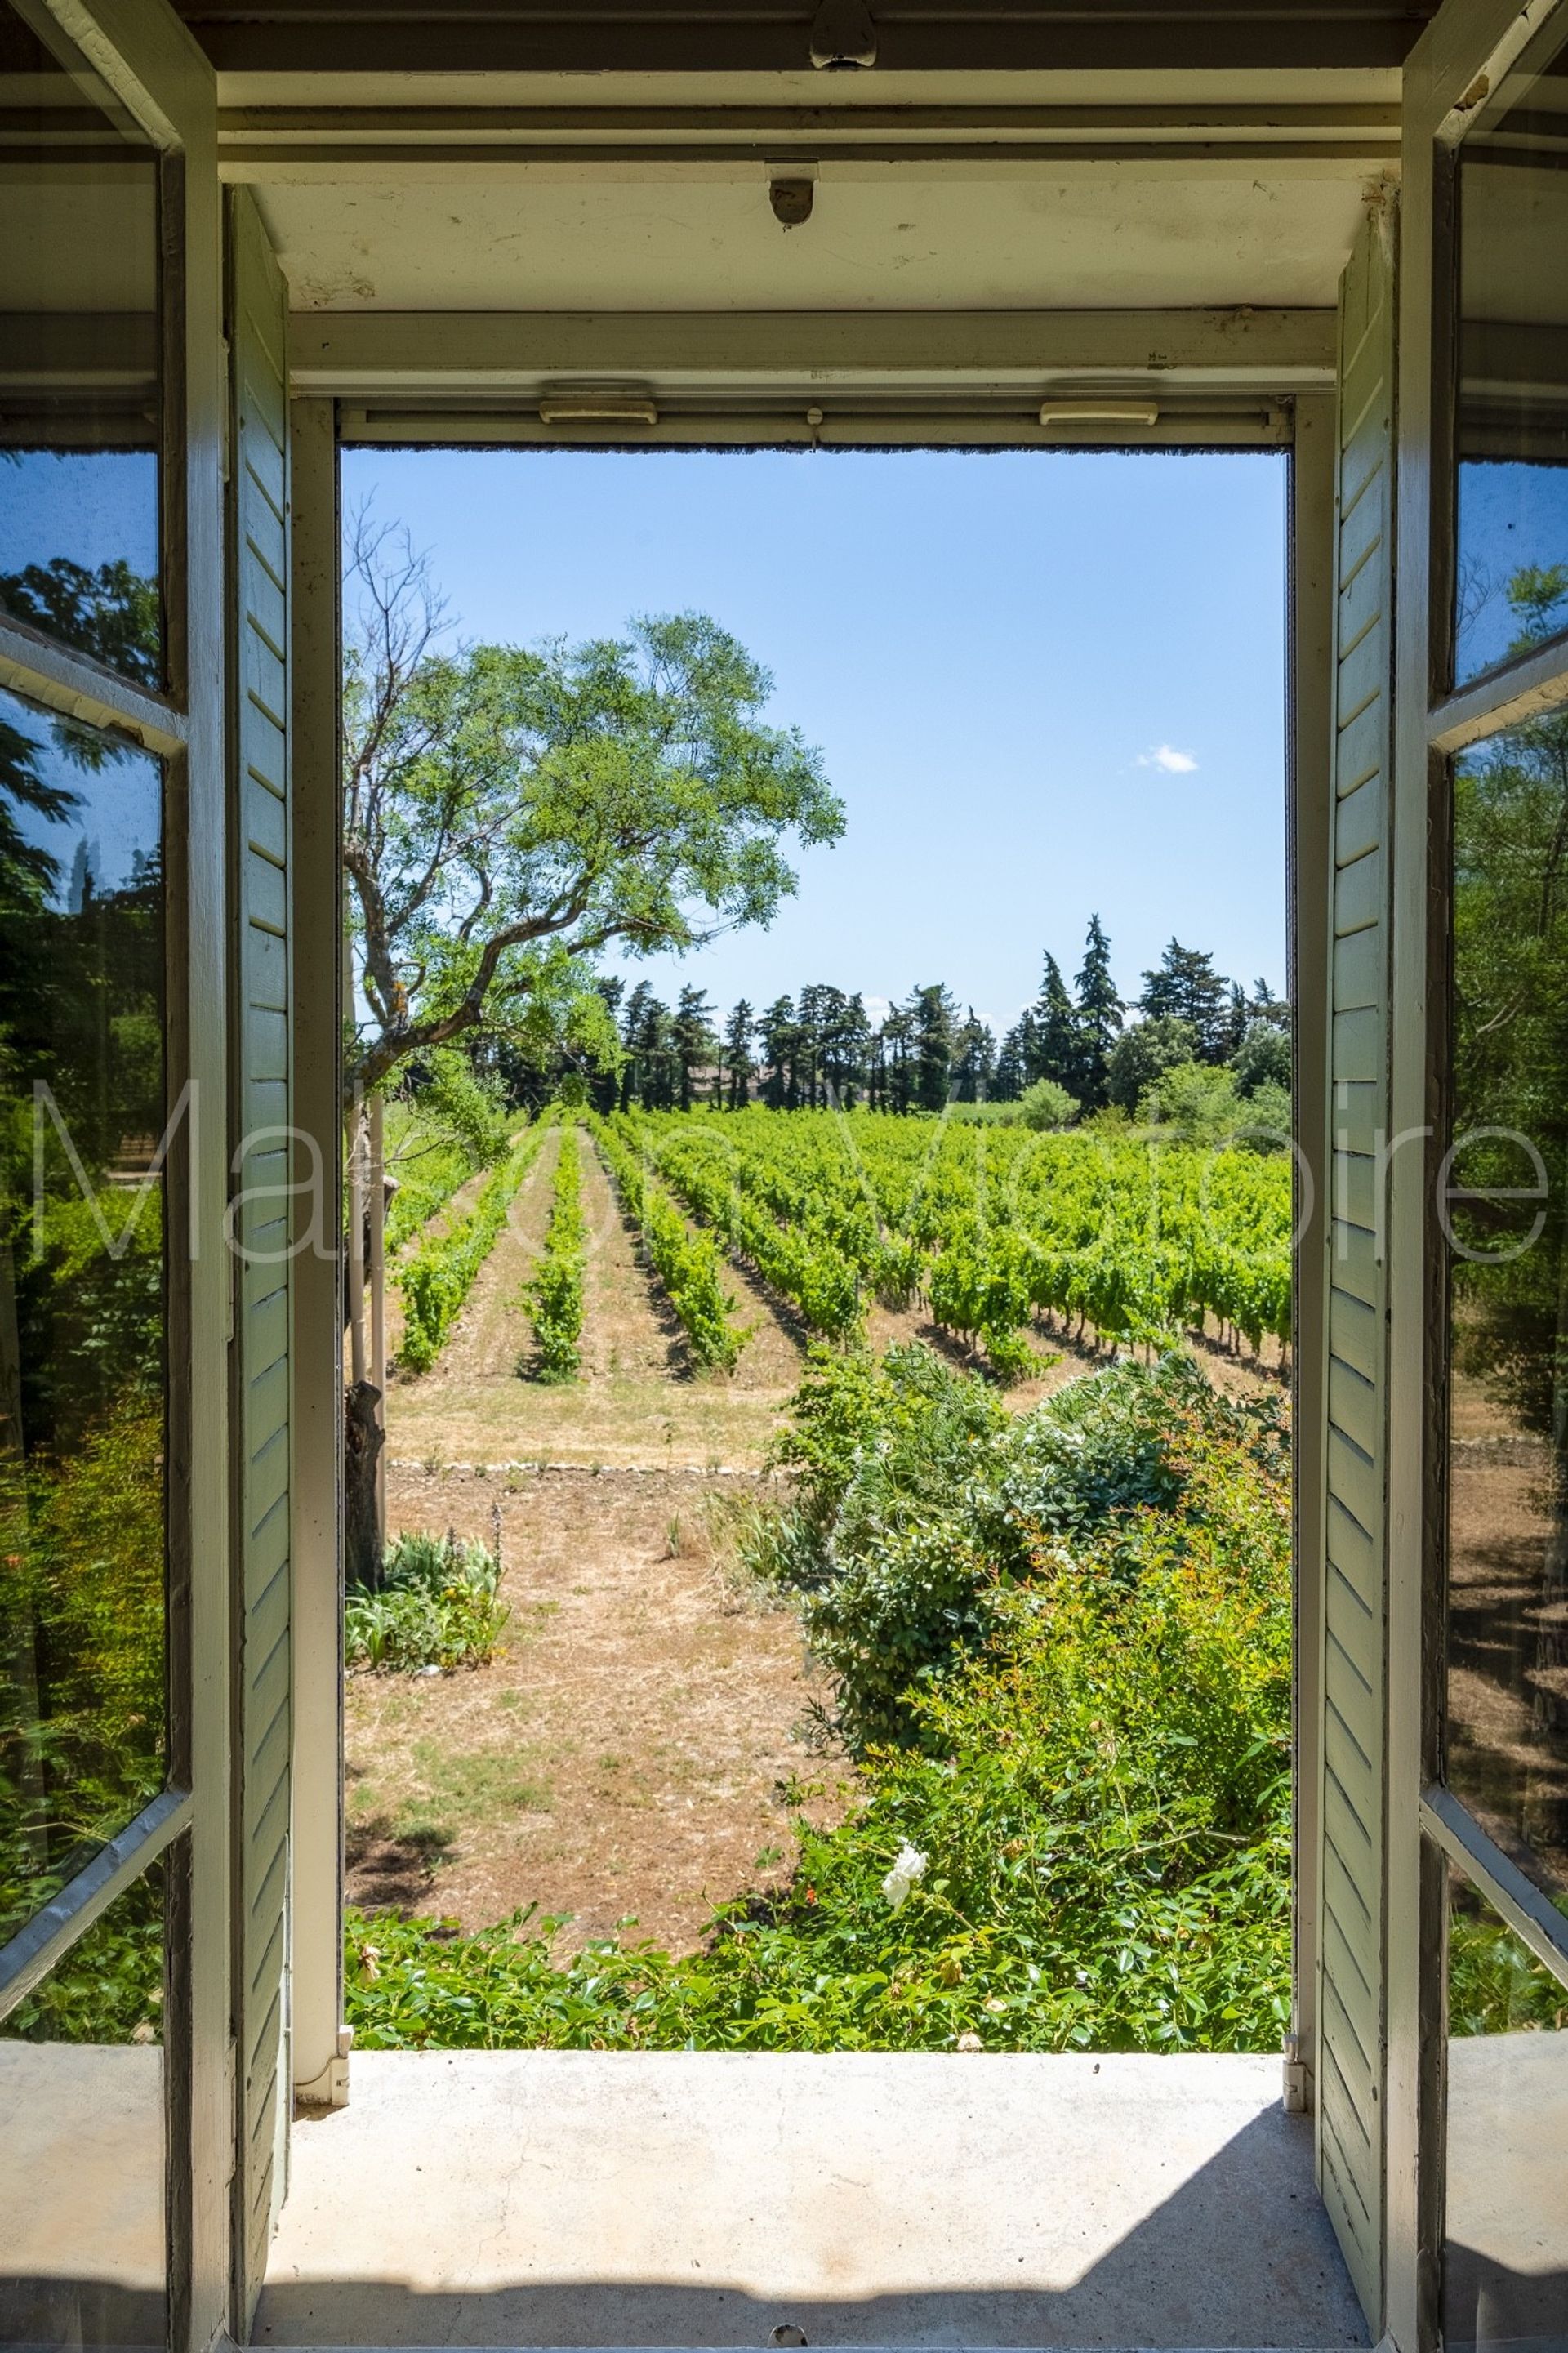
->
292, 306, 1339, 393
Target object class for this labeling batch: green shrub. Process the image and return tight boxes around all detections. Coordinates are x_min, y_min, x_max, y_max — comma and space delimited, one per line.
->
752, 1346, 1220, 1751
345, 1529, 509, 1672
1016, 1076, 1080, 1130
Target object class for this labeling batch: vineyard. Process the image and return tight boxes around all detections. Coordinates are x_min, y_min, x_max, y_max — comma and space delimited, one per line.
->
389, 1103, 1292, 1403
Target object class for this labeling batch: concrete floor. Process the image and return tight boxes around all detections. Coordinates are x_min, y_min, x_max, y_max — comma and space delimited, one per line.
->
0, 2041, 165, 2345
258, 2050, 1369, 2348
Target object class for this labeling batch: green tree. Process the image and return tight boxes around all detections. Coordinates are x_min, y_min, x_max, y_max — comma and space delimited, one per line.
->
1232, 1019, 1292, 1097
823, 991, 873, 1107
0, 556, 159, 689
672, 983, 716, 1111
952, 1007, 996, 1103
1071, 916, 1123, 1108
908, 983, 959, 1112
341, 525, 843, 1110
1034, 950, 1080, 1089
880, 1002, 916, 1115
724, 999, 755, 1109
994, 1011, 1035, 1103
1105, 1014, 1199, 1111
759, 995, 798, 1109
1017, 1076, 1079, 1130
1138, 938, 1232, 1063
1139, 1058, 1241, 1143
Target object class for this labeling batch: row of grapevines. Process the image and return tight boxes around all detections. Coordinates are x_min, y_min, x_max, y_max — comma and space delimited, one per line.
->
633, 1114, 869, 1340
588, 1116, 746, 1371
526, 1126, 586, 1380
384, 1132, 482, 1258
630, 1108, 1293, 1361
396, 1124, 544, 1375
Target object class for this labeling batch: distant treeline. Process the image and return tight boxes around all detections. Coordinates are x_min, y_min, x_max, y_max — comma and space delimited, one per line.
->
527, 917, 1290, 1117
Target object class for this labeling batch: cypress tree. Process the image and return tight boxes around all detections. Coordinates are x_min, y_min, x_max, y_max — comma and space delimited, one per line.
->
1072, 915, 1123, 1108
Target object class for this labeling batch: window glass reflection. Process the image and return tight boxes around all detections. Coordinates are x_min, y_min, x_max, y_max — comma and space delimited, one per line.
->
1454, 15, 1568, 687
0, 1859, 167, 2348
0, 684, 165, 1945
0, 0, 161, 685
1444, 1861, 1567, 2353
1447, 716, 1568, 1899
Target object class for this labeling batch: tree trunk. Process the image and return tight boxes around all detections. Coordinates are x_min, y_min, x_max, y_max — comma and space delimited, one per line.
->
345, 1378, 385, 1591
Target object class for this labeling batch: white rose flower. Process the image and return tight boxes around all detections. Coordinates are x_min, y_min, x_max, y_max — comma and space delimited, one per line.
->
880, 1842, 929, 1911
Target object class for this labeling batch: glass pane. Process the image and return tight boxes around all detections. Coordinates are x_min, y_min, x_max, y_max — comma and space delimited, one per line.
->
1454, 12, 1568, 688
1446, 718, 1568, 1900
0, 1858, 167, 2348
0, 0, 161, 686
1444, 1859, 1568, 2353
0, 684, 166, 1945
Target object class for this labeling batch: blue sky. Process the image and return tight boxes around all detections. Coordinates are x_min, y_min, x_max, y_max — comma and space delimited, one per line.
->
343, 447, 1287, 1039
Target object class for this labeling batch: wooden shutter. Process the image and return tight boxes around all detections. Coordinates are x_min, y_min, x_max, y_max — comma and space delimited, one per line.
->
227, 185, 293, 2318
1316, 197, 1396, 2332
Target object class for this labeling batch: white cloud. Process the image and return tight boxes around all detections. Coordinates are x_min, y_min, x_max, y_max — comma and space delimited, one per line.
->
1136, 743, 1200, 775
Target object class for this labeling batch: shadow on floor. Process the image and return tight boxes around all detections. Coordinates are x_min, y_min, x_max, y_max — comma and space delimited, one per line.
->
256, 2106, 1370, 2349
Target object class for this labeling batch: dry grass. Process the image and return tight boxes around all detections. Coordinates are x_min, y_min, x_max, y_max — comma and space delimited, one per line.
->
347, 1464, 853, 1954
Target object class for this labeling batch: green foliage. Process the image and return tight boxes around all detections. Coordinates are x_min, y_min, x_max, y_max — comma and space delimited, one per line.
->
382, 1056, 513, 1257
590, 1114, 745, 1370
642, 1114, 868, 1341
1138, 1059, 1241, 1144
622, 1105, 1291, 1358
1106, 1015, 1199, 1111
345, 1529, 509, 1672
343, 555, 844, 1103
1234, 1080, 1292, 1152
397, 1128, 541, 1374
0, 556, 159, 688
0, 1402, 166, 1936
1446, 1889, 1568, 2037
345, 1353, 1291, 2055
1, 1868, 165, 2046
1016, 1077, 1080, 1130
758, 1348, 1230, 1750
526, 1127, 586, 1379
1231, 1019, 1292, 1098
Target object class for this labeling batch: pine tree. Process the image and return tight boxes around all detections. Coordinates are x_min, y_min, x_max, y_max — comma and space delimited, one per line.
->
824, 991, 872, 1106
880, 1004, 915, 1115
995, 1019, 1031, 1103
1034, 951, 1080, 1089
672, 984, 715, 1111
759, 994, 797, 1109
909, 983, 959, 1112
952, 1007, 996, 1103
724, 999, 755, 1109
618, 980, 657, 1109
1247, 976, 1291, 1033
590, 976, 625, 1111
1072, 915, 1123, 1108
1138, 938, 1232, 1062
